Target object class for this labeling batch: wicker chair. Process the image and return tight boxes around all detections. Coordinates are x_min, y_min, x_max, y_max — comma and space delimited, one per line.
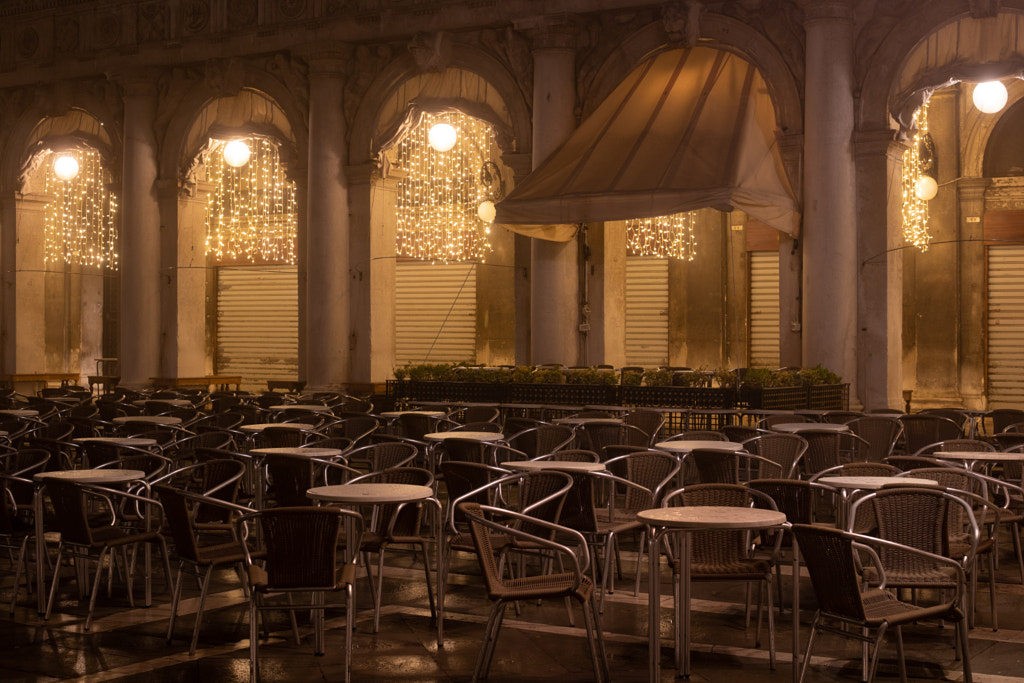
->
155, 485, 256, 654
44, 479, 172, 630
898, 414, 964, 455
236, 506, 363, 683
791, 523, 971, 683
742, 432, 808, 478
684, 448, 783, 484
660, 483, 784, 668
846, 416, 903, 462
344, 441, 419, 474
0, 473, 37, 612
348, 467, 438, 633
504, 424, 575, 459
460, 501, 610, 682
622, 409, 667, 445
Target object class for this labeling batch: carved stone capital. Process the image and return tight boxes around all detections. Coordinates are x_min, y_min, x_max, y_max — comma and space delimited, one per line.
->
107, 69, 161, 99
796, 0, 853, 24
513, 14, 581, 52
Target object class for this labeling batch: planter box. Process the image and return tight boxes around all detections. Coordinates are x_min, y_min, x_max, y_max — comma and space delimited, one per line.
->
387, 380, 737, 411
738, 384, 849, 410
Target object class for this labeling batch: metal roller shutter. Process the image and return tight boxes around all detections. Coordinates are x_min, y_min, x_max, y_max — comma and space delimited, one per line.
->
987, 246, 1024, 407
749, 251, 780, 368
625, 257, 669, 367
395, 261, 477, 365
216, 265, 299, 391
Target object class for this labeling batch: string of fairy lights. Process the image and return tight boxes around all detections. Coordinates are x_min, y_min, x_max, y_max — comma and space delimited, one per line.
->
901, 101, 932, 251
43, 149, 120, 269
625, 211, 698, 260
205, 137, 297, 264
395, 112, 494, 263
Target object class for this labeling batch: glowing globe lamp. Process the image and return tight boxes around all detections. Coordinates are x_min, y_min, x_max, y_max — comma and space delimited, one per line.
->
428, 123, 457, 152
53, 155, 79, 181
223, 139, 251, 167
915, 175, 938, 201
973, 81, 1008, 114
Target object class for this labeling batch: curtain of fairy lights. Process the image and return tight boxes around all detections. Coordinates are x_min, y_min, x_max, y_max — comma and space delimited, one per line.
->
395, 112, 493, 263
43, 149, 120, 269
625, 211, 698, 260
901, 102, 932, 251
205, 137, 297, 263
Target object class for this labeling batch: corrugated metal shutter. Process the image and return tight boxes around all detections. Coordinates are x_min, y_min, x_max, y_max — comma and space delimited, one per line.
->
987, 246, 1024, 407
216, 266, 299, 391
625, 257, 668, 366
395, 261, 477, 365
749, 250, 780, 368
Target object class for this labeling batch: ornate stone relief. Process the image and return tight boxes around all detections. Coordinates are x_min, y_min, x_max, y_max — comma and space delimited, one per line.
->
182, 0, 210, 34
343, 43, 394, 128
94, 12, 121, 49
662, 1, 702, 47
228, 0, 259, 28
55, 16, 80, 55
139, 2, 170, 43
278, 0, 307, 19
409, 32, 452, 73
475, 27, 533, 103
17, 26, 39, 60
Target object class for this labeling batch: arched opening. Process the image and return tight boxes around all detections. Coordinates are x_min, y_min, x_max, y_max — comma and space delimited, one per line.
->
179, 91, 300, 391
16, 110, 119, 389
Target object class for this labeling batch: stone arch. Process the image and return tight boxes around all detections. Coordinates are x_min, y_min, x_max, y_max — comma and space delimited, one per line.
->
859, 4, 1024, 134
349, 43, 531, 166
1, 80, 123, 192
582, 14, 803, 138
157, 56, 308, 188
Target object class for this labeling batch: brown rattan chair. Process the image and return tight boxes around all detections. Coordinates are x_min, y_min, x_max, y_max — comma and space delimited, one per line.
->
741, 432, 807, 478
504, 424, 575, 459
460, 501, 610, 682
155, 484, 256, 654
660, 483, 784, 669
790, 523, 971, 683
898, 414, 964, 455
236, 506, 363, 683
43, 479, 172, 630
847, 416, 904, 462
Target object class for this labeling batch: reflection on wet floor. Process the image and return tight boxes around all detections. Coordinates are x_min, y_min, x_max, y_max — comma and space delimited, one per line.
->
3, 539, 1024, 681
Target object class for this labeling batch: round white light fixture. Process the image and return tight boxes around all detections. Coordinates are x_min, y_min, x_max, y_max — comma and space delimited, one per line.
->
223, 139, 251, 167
427, 123, 457, 152
53, 155, 79, 181
477, 200, 496, 223
973, 81, 1008, 114
914, 175, 938, 201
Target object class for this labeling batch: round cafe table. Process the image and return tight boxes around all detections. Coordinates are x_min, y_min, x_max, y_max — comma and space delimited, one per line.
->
654, 440, 743, 454
112, 415, 183, 426
639, 505, 787, 679
32, 468, 147, 613
423, 431, 504, 442
239, 422, 316, 432
269, 404, 333, 413
73, 436, 159, 447
502, 460, 605, 473
772, 422, 849, 434
818, 475, 939, 528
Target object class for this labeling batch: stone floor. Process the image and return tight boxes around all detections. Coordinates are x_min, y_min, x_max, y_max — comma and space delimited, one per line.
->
2, 528, 1024, 682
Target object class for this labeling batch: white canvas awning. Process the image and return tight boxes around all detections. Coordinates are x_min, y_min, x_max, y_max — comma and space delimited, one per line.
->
494, 47, 801, 240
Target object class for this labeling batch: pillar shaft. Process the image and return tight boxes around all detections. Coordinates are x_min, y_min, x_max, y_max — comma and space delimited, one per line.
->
119, 77, 162, 389
305, 54, 350, 391
802, 1, 858, 385
526, 20, 581, 366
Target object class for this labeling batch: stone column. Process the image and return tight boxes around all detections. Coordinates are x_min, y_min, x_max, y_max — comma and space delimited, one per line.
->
304, 53, 350, 391
116, 75, 162, 388
958, 177, 990, 409
854, 129, 905, 410
348, 162, 396, 390
170, 180, 212, 377
520, 17, 581, 366
9, 194, 48, 374
801, 1, 858, 387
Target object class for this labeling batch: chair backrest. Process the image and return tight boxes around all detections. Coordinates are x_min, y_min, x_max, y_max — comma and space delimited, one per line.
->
667, 430, 728, 442
506, 424, 575, 459
798, 430, 847, 477
239, 506, 362, 590
348, 467, 435, 537
663, 483, 777, 566
438, 437, 491, 465
757, 413, 807, 429
604, 449, 680, 507
720, 425, 761, 444
257, 426, 314, 449
532, 449, 600, 462
821, 410, 864, 424
263, 452, 321, 507
987, 409, 1024, 435
451, 406, 501, 424
154, 484, 248, 562
789, 524, 872, 621
578, 422, 650, 459
45, 478, 100, 546
810, 461, 901, 480
502, 416, 547, 435
346, 441, 419, 472
742, 432, 807, 478
438, 461, 511, 529
397, 412, 442, 441
850, 486, 977, 568
926, 438, 995, 454
846, 416, 902, 462
919, 408, 970, 429
622, 410, 666, 443
335, 415, 379, 445
748, 478, 824, 526
898, 414, 964, 454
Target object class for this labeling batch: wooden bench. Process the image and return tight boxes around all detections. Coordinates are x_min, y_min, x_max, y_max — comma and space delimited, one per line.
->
0, 373, 83, 393
151, 376, 242, 391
